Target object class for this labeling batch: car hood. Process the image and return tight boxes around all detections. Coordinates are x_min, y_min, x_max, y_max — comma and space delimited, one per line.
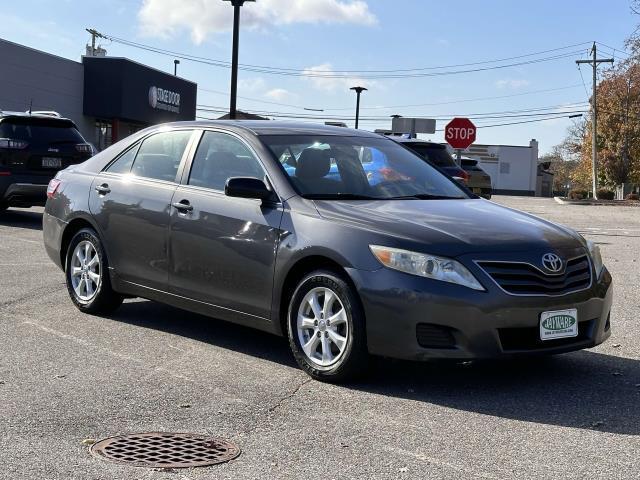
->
313, 198, 583, 257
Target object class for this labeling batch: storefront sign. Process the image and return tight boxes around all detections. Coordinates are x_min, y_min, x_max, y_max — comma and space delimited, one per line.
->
149, 86, 181, 113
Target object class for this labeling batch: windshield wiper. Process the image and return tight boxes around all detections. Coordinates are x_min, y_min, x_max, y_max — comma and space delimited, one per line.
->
388, 194, 466, 200
302, 193, 381, 200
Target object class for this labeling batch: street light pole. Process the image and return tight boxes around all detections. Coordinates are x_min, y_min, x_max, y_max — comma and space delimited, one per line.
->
223, 0, 254, 120
174, 59, 180, 76
350, 86, 367, 129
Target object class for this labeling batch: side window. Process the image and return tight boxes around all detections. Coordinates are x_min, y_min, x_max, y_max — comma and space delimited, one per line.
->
106, 144, 139, 174
188, 131, 265, 191
129, 130, 192, 182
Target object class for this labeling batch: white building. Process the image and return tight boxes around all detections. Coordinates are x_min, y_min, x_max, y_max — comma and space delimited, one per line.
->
445, 139, 545, 196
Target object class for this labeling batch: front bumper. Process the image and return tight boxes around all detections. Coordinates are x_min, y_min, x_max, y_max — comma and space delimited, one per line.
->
347, 265, 612, 361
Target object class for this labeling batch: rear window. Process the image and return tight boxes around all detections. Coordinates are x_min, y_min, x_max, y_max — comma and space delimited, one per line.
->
403, 143, 457, 168
0, 119, 85, 144
462, 160, 483, 171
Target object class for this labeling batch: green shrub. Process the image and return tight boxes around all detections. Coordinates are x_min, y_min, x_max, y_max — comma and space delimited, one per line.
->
568, 189, 588, 200
597, 189, 615, 200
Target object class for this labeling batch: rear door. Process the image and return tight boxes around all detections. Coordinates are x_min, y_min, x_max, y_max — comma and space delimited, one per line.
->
169, 129, 283, 320
89, 129, 195, 290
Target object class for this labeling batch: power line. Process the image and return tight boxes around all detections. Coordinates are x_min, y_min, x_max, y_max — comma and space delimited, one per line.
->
436, 114, 580, 131
196, 101, 587, 119
197, 84, 587, 113
577, 64, 592, 101
195, 112, 579, 129
324, 85, 586, 111
195, 105, 586, 123
101, 32, 590, 74
99, 31, 586, 79
595, 41, 632, 58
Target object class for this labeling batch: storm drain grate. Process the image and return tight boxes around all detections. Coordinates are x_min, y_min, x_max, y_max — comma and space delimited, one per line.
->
89, 432, 241, 469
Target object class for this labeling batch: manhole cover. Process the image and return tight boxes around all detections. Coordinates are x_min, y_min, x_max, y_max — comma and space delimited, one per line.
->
89, 432, 240, 469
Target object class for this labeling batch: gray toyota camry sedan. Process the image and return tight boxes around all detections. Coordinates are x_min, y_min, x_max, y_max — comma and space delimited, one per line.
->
43, 121, 612, 381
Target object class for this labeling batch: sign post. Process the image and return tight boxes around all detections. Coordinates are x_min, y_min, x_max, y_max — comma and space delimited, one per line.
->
445, 118, 477, 164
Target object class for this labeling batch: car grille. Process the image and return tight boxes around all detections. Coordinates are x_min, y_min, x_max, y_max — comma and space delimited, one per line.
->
416, 323, 457, 349
477, 255, 591, 296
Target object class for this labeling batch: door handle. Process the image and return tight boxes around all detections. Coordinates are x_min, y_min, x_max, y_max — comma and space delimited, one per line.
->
172, 200, 193, 212
95, 183, 110, 194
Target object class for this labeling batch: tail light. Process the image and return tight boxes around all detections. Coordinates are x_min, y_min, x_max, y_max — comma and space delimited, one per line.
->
0, 139, 29, 149
454, 169, 469, 184
46, 178, 62, 199
75, 144, 93, 154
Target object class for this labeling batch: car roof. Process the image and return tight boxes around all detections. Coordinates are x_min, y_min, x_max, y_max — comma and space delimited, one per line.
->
0, 111, 76, 124
155, 120, 384, 138
390, 137, 445, 147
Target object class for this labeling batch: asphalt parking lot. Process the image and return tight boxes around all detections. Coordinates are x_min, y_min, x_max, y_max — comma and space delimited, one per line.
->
1, 196, 639, 480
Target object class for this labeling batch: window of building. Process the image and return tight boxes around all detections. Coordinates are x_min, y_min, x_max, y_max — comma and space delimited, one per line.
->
95, 120, 112, 151
188, 131, 265, 191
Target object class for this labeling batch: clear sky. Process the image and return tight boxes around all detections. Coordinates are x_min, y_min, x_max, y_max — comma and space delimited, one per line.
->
1, 0, 637, 153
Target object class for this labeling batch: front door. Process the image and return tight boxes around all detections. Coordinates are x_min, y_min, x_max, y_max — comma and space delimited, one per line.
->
169, 130, 283, 320
89, 129, 194, 290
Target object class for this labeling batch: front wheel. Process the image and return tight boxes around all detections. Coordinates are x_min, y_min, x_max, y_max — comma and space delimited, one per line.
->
65, 228, 123, 314
287, 270, 368, 382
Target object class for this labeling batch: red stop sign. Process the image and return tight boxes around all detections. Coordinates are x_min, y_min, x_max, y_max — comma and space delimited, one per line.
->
445, 117, 476, 150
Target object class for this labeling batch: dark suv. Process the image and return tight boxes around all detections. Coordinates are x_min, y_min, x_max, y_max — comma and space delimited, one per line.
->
0, 112, 93, 210
391, 137, 470, 185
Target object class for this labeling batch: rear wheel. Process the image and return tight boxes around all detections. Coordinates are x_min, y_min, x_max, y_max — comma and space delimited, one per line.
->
65, 228, 123, 314
287, 270, 368, 382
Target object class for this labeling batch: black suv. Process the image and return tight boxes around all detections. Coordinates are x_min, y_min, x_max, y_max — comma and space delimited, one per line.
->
0, 112, 93, 210
390, 137, 471, 185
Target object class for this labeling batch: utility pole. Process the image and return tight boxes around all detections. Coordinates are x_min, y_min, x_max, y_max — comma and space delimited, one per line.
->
222, 0, 255, 120
350, 86, 367, 129
86, 28, 101, 56
623, 76, 632, 182
576, 42, 613, 199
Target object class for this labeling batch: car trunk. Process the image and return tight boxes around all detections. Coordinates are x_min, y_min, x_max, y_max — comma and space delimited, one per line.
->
0, 117, 91, 176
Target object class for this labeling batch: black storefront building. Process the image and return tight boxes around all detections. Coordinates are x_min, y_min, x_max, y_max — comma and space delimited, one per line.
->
0, 38, 198, 151
83, 57, 197, 150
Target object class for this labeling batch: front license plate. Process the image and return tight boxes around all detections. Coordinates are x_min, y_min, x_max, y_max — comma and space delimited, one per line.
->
42, 157, 62, 168
540, 309, 578, 340
472, 187, 481, 194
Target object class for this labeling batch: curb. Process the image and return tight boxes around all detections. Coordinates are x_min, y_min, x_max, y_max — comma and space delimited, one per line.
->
553, 196, 640, 206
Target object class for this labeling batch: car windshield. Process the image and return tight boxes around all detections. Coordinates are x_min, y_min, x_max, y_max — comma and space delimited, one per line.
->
261, 134, 469, 200
401, 143, 457, 168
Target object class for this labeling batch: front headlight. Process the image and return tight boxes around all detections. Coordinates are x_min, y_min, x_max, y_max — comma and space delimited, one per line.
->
587, 240, 604, 278
369, 245, 485, 291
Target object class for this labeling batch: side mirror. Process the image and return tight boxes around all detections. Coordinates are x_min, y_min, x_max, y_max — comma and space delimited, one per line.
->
225, 177, 273, 201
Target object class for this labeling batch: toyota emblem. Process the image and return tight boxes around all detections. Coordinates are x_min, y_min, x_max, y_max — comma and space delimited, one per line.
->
541, 253, 563, 273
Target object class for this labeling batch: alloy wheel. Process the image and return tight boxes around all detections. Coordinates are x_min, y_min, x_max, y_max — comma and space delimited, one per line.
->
70, 240, 101, 302
296, 287, 349, 367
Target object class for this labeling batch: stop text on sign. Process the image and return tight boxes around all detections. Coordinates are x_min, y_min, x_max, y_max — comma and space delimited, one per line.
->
445, 117, 477, 150
446, 127, 475, 140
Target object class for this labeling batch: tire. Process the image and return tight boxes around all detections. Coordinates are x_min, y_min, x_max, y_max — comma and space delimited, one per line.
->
65, 228, 123, 314
286, 270, 368, 382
